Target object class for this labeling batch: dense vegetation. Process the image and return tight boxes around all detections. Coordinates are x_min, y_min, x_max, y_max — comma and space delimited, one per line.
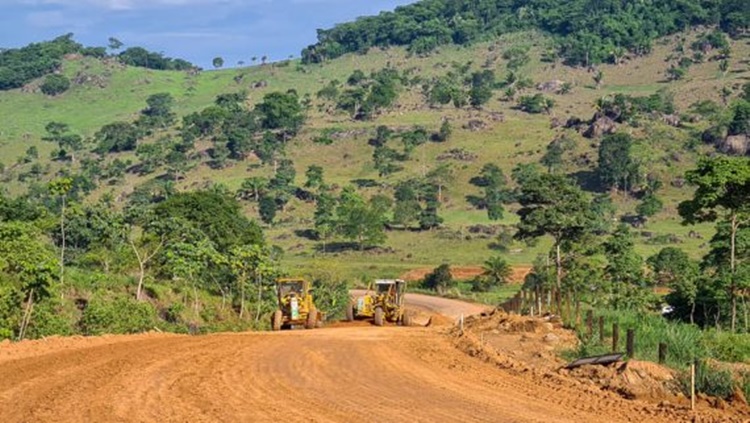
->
0, 35, 195, 92
302, 0, 749, 65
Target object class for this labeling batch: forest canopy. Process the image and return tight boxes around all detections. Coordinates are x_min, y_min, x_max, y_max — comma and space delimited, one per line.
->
301, 0, 750, 66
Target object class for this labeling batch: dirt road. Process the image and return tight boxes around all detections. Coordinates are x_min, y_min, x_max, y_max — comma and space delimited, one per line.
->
0, 296, 690, 423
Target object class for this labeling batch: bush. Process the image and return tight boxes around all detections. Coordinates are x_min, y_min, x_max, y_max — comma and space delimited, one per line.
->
422, 264, 455, 294
517, 94, 554, 114
26, 297, 77, 339
0, 283, 21, 339
80, 296, 157, 335
40, 74, 70, 96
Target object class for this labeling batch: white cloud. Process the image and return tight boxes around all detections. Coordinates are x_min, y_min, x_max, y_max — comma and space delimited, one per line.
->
17, 0, 244, 11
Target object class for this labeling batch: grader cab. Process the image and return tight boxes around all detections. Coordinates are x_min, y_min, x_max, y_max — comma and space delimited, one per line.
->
271, 278, 324, 331
346, 279, 410, 326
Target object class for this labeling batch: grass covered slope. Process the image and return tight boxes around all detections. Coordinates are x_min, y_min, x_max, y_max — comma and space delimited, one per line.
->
0, 29, 748, 279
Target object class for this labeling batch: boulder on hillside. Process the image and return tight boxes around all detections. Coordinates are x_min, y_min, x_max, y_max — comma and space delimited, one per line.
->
717, 135, 749, 156
583, 116, 617, 139
663, 114, 681, 127
537, 80, 565, 93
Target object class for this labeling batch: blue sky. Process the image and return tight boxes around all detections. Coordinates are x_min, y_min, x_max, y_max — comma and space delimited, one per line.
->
1, 0, 415, 68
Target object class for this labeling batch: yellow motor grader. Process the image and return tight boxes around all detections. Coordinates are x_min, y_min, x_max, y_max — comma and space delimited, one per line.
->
346, 279, 411, 326
271, 278, 324, 331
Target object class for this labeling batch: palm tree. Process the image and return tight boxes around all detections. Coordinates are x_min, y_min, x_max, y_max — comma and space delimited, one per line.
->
482, 256, 512, 287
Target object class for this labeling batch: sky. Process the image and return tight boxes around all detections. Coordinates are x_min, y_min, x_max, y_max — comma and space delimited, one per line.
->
0, 0, 415, 68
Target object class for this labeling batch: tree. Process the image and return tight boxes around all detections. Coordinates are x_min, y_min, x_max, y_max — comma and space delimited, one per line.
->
40, 74, 70, 96
108, 37, 124, 51
95, 122, 140, 153
140, 93, 175, 129
636, 192, 663, 221
256, 91, 305, 139
598, 133, 640, 193
423, 264, 454, 295
514, 172, 600, 314
129, 227, 163, 302
470, 164, 511, 221
230, 244, 275, 320
540, 137, 574, 173
426, 163, 454, 203
517, 94, 554, 114
679, 156, 750, 331
212, 57, 224, 69
604, 224, 649, 311
648, 247, 699, 323
258, 194, 277, 225
304, 165, 325, 191
314, 192, 338, 251
593, 70, 604, 89
0, 222, 57, 340
392, 181, 422, 229
49, 178, 72, 293
476, 256, 512, 291
42, 122, 83, 162
336, 188, 389, 250
418, 185, 443, 230
433, 119, 452, 142
237, 177, 268, 202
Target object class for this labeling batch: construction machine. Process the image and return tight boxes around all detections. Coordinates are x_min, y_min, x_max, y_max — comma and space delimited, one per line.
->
346, 279, 411, 326
271, 278, 324, 331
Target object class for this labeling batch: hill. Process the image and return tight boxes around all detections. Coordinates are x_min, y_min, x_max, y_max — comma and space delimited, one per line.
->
1, 31, 747, 272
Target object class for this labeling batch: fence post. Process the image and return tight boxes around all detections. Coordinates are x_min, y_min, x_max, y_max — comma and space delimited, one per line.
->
586, 310, 593, 338
612, 323, 619, 352
626, 329, 635, 358
598, 316, 605, 343
658, 343, 667, 364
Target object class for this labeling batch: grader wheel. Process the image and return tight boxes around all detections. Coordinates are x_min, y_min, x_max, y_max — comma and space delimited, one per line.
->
345, 304, 354, 322
374, 307, 384, 327
401, 313, 412, 327
305, 308, 318, 330
272, 310, 282, 332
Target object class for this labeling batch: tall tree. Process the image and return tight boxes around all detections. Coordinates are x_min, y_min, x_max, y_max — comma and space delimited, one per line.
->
679, 156, 750, 331
648, 247, 700, 323
49, 178, 72, 293
598, 133, 640, 193
514, 172, 599, 314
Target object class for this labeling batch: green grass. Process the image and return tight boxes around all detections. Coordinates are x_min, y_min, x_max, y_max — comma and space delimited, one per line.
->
570, 309, 750, 369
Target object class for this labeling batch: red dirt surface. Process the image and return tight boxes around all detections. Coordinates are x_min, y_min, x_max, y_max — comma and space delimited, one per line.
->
400, 265, 532, 284
0, 295, 741, 422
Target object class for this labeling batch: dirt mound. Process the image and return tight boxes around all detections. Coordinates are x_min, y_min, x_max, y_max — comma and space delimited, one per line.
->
452, 309, 750, 422
563, 360, 678, 401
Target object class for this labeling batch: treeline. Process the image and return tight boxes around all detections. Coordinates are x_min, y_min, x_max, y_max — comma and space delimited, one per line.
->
0, 34, 195, 92
302, 0, 749, 66
0, 187, 349, 340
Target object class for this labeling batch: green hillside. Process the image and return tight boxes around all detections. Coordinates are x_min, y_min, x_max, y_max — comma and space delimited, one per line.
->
2, 31, 747, 271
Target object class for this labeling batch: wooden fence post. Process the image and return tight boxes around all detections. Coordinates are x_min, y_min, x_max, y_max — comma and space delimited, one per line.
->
586, 310, 593, 338
626, 329, 635, 358
598, 316, 605, 343
658, 343, 667, 364
612, 323, 619, 352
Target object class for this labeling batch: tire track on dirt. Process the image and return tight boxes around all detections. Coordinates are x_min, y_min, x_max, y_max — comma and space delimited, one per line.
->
0, 296, 708, 423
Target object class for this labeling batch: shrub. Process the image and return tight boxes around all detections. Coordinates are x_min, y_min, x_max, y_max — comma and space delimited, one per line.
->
80, 296, 157, 335
679, 362, 734, 399
517, 94, 554, 114
40, 74, 70, 96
